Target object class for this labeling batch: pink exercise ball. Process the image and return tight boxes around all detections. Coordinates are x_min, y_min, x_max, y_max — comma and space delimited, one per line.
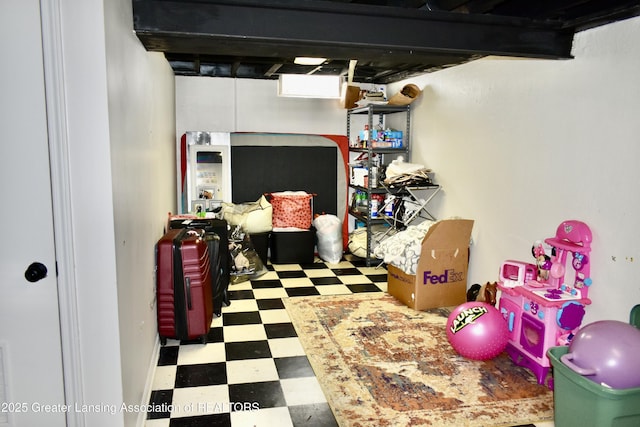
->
446, 302, 509, 360
561, 320, 640, 389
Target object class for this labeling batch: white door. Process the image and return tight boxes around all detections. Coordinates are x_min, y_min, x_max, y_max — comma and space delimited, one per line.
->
0, 0, 67, 425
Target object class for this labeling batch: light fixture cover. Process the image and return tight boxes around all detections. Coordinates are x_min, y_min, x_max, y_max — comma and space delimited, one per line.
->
294, 57, 326, 65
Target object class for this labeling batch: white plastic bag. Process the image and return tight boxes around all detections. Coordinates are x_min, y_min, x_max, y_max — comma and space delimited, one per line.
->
313, 214, 343, 264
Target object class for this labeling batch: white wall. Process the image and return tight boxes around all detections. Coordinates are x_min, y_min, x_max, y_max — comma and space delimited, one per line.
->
104, 1, 177, 426
56, 1, 175, 426
58, 0, 125, 425
176, 77, 346, 135
388, 16, 640, 324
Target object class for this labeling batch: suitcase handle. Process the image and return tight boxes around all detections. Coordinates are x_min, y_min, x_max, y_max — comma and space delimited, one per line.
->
185, 277, 192, 310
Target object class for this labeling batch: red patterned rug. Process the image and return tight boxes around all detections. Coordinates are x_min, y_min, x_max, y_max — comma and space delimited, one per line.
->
283, 293, 554, 427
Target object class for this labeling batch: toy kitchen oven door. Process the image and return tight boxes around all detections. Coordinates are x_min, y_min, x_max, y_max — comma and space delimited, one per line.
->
497, 220, 593, 389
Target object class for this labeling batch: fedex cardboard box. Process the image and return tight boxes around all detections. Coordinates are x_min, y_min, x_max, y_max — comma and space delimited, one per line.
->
387, 219, 474, 310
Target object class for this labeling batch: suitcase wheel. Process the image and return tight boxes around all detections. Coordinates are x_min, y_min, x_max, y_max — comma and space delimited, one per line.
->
160, 336, 167, 346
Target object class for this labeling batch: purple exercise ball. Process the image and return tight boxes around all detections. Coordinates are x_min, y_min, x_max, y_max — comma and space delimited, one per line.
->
561, 320, 640, 389
446, 302, 509, 360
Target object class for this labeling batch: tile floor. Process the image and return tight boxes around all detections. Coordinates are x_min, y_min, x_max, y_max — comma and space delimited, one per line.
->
144, 255, 551, 427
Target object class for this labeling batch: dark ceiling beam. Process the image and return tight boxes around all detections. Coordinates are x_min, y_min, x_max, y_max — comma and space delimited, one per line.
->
133, 0, 575, 62
464, 0, 509, 14
432, 0, 471, 10
561, 1, 640, 31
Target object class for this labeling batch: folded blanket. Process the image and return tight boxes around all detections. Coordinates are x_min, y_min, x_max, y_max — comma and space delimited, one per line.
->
373, 220, 435, 275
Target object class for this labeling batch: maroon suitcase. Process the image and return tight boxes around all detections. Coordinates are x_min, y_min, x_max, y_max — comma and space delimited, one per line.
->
156, 228, 214, 345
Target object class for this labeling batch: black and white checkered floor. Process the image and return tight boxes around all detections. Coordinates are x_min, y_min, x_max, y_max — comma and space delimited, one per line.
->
144, 255, 384, 427
144, 255, 551, 427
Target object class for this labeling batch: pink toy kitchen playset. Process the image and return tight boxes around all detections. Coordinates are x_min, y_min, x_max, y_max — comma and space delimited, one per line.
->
497, 220, 593, 389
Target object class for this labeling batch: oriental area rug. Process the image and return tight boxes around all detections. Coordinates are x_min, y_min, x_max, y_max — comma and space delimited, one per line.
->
283, 293, 554, 427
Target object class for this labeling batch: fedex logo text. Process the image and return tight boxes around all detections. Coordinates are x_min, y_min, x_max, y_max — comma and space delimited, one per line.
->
423, 269, 464, 284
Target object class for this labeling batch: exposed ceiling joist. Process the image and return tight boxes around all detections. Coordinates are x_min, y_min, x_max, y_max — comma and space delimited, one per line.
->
132, 0, 640, 83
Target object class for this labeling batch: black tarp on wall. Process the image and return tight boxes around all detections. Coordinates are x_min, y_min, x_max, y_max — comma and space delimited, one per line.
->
231, 145, 337, 217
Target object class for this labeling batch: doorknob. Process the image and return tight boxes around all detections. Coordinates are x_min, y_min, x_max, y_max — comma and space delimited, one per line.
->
24, 262, 48, 282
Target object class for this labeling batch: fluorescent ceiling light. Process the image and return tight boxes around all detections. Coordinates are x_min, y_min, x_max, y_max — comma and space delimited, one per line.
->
278, 74, 341, 99
294, 57, 326, 65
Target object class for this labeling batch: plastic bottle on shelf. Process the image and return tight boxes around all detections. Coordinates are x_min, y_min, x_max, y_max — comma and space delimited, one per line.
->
374, 123, 384, 145
362, 125, 369, 147
384, 196, 394, 217
357, 191, 367, 212
370, 198, 379, 218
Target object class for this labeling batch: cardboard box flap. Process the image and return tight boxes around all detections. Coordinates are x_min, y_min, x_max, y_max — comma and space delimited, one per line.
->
420, 219, 474, 250
425, 249, 459, 263
417, 219, 473, 273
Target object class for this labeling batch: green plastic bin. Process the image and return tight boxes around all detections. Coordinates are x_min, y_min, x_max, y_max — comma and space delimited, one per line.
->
548, 346, 640, 427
